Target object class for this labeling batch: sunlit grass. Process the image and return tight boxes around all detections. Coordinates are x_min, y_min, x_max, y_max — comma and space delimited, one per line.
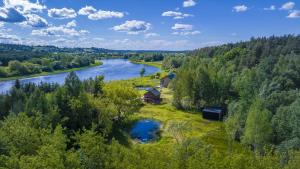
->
119, 62, 245, 153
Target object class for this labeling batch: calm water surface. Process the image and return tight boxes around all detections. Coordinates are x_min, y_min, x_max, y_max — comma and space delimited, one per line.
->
130, 119, 161, 143
0, 59, 160, 93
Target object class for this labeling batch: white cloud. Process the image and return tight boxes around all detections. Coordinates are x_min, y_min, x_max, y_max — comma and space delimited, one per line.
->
66, 20, 76, 27
88, 10, 124, 20
79, 30, 89, 34
287, 10, 300, 18
233, 5, 248, 12
145, 33, 159, 38
162, 11, 193, 19
32, 25, 87, 37
22, 14, 48, 27
172, 31, 201, 36
280, 2, 295, 10
78, 6, 97, 15
0, 0, 48, 28
0, 7, 27, 23
89, 38, 195, 50
0, 32, 20, 43
172, 23, 193, 31
93, 37, 105, 41
264, 5, 276, 11
112, 20, 151, 35
48, 8, 77, 19
171, 23, 200, 36
3, 0, 46, 13
53, 38, 68, 43
183, 0, 196, 8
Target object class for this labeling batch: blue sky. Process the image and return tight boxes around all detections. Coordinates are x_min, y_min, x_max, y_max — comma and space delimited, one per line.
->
0, 0, 299, 50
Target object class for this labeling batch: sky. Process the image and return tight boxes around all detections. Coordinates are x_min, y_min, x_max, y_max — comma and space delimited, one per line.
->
0, 0, 299, 50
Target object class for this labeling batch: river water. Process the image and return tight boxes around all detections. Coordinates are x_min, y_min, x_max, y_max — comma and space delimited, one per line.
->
0, 59, 160, 93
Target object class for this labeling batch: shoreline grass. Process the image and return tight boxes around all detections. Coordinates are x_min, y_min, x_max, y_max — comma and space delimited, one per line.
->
0, 61, 102, 82
130, 60, 163, 69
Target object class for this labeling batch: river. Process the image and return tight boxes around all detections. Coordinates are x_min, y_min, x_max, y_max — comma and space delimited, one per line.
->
0, 59, 160, 93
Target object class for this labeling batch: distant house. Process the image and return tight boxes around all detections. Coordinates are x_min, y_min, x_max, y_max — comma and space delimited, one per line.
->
143, 88, 161, 104
202, 107, 226, 121
160, 73, 176, 88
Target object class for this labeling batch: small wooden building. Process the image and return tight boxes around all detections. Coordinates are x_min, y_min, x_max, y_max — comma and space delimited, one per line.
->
202, 107, 226, 121
143, 88, 161, 104
160, 73, 176, 88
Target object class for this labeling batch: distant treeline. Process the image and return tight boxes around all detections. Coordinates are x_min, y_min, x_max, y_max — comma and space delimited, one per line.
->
0, 53, 97, 78
170, 35, 300, 154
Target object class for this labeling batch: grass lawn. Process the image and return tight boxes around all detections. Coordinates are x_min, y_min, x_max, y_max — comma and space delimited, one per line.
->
112, 61, 244, 154
130, 60, 163, 69
120, 75, 244, 154
131, 88, 228, 150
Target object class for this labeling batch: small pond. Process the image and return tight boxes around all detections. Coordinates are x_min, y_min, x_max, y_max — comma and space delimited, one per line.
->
130, 119, 161, 143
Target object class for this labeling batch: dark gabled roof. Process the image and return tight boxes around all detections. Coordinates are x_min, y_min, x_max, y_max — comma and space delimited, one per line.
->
145, 88, 160, 96
203, 107, 223, 114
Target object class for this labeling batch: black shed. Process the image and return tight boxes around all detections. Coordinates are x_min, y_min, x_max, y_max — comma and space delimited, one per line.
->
202, 107, 226, 121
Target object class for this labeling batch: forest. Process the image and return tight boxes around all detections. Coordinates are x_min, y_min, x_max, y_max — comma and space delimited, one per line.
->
0, 36, 299, 169
0, 44, 100, 79
172, 35, 300, 155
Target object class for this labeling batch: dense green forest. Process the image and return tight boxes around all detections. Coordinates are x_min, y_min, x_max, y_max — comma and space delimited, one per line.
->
172, 35, 300, 154
0, 44, 102, 78
0, 72, 299, 169
0, 36, 300, 169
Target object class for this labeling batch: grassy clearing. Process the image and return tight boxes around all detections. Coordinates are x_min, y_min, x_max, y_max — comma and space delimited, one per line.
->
0, 61, 102, 82
132, 88, 223, 148
130, 60, 163, 69
117, 72, 244, 154
109, 61, 244, 153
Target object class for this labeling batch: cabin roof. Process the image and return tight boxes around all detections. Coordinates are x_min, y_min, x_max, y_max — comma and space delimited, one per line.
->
145, 88, 160, 96
202, 107, 223, 114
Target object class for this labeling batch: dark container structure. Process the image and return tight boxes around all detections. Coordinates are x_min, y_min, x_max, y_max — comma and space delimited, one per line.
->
202, 107, 226, 121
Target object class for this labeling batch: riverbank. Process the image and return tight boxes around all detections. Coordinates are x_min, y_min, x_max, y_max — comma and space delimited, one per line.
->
0, 61, 103, 82
130, 60, 162, 69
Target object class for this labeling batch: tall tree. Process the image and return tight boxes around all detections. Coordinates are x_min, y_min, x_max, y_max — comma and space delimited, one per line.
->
140, 67, 146, 77
64, 72, 82, 97
242, 99, 272, 153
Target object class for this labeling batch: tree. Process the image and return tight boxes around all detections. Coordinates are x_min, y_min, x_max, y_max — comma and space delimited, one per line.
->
242, 99, 272, 153
0, 67, 7, 77
93, 75, 104, 97
0, 113, 43, 156
14, 79, 21, 89
76, 128, 107, 169
140, 67, 146, 77
64, 72, 82, 97
25, 89, 49, 116
102, 83, 142, 122
272, 98, 300, 149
